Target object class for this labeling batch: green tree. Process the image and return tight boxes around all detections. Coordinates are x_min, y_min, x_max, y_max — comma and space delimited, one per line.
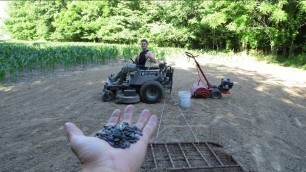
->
3, 0, 306, 59
51, 1, 109, 42
4, 0, 66, 40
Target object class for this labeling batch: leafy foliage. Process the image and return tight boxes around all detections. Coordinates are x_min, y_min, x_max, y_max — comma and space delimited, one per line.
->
3, 0, 306, 60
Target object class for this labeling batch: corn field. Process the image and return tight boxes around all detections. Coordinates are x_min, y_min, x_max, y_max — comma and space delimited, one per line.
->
0, 41, 168, 80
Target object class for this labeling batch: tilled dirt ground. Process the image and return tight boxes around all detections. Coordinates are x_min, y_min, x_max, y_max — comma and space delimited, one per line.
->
0, 54, 305, 172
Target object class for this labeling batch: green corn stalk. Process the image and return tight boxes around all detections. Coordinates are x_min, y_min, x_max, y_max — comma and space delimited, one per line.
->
0, 41, 174, 81
122, 45, 138, 62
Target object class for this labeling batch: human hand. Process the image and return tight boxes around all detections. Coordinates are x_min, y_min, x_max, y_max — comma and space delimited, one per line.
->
65, 105, 158, 172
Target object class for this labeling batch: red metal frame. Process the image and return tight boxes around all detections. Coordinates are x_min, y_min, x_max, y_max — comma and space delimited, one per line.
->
193, 56, 212, 89
186, 52, 213, 98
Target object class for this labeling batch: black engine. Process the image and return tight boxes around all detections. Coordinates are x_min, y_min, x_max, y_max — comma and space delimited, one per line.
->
218, 78, 233, 92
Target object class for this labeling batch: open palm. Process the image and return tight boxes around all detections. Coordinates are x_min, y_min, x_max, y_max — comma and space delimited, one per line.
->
65, 105, 158, 172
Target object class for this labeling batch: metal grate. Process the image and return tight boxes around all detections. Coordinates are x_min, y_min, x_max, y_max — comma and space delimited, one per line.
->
141, 142, 244, 172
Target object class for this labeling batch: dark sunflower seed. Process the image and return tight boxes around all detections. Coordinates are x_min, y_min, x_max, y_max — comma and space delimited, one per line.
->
95, 122, 142, 149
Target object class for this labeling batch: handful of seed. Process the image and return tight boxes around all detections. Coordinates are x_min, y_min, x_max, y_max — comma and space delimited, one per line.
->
95, 122, 143, 149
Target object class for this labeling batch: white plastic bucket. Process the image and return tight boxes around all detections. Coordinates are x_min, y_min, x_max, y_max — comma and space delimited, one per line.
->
178, 91, 191, 108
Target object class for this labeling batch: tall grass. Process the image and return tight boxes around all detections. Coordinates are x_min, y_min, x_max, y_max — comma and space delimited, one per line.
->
0, 40, 168, 80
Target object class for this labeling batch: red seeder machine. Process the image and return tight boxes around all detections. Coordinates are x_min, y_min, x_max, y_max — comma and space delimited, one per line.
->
185, 52, 233, 99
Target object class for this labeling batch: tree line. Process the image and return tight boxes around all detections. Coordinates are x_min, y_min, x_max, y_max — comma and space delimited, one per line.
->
4, 0, 306, 57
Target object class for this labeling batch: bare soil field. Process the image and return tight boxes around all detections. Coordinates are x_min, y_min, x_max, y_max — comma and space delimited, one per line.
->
1, 54, 306, 172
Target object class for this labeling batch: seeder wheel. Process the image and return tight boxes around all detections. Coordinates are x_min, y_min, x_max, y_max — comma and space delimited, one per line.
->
211, 89, 222, 99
